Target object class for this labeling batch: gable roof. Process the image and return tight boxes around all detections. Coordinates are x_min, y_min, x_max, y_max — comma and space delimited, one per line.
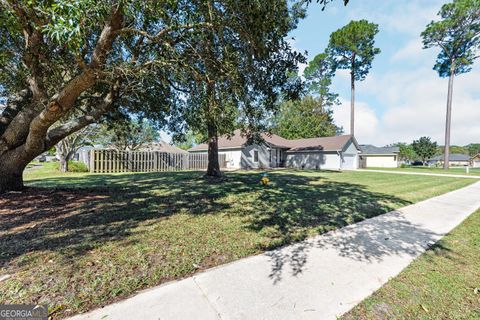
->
359, 144, 400, 155
142, 141, 188, 154
428, 153, 470, 161
188, 129, 357, 152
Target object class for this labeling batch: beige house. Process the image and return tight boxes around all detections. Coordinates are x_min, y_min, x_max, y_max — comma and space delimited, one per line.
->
359, 145, 400, 168
188, 130, 360, 170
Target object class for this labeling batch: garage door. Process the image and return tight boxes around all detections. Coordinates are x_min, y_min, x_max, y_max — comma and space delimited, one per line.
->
343, 154, 358, 169
474, 161, 480, 168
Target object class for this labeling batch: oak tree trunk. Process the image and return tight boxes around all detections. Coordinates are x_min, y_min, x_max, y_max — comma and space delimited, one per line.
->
0, 152, 29, 192
59, 157, 68, 173
443, 67, 455, 170
206, 124, 222, 177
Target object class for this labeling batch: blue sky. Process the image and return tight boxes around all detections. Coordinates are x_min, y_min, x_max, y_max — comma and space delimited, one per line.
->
289, 0, 480, 146
162, 0, 480, 146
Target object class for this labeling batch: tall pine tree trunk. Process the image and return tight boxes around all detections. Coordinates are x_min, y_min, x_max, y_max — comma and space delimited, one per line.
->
206, 123, 222, 177
350, 58, 356, 136
443, 67, 455, 170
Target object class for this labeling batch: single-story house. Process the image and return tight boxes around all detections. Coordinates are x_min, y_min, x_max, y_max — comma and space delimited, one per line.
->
427, 153, 471, 166
472, 154, 480, 168
358, 145, 400, 168
188, 130, 360, 170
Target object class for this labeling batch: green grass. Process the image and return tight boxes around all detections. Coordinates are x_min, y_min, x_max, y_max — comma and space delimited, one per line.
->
366, 166, 480, 177
0, 165, 475, 318
343, 209, 480, 320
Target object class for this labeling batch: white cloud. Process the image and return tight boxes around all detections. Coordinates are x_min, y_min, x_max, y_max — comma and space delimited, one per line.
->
335, 66, 480, 146
333, 98, 379, 143
350, 0, 443, 35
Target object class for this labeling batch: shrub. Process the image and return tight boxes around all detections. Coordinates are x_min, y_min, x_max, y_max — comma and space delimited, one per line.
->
58, 160, 88, 172
400, 163, 409, 168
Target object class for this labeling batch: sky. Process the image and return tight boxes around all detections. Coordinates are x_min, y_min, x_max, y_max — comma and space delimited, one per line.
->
290, 0, 480, 146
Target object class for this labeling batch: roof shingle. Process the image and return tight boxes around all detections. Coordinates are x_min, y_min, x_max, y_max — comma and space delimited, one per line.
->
188, 130, 354, 152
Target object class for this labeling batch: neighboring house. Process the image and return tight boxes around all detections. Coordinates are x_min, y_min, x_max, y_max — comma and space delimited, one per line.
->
188, 130, 360, 170
358, 145, 400, 168
472, 154, 480, 168
427, 153, 471, 166
141, 141, 188, 154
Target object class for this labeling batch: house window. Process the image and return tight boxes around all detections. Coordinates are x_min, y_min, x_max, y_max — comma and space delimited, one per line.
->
253, 150, 259, 162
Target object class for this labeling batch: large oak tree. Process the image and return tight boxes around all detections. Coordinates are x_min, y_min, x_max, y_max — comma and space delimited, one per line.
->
0, 0, 318, 191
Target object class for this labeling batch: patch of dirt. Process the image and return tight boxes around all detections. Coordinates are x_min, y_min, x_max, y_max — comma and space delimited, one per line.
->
0, 187, 110, 235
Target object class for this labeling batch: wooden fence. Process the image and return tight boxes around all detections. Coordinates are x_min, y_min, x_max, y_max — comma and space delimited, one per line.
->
88, 150, 226, 173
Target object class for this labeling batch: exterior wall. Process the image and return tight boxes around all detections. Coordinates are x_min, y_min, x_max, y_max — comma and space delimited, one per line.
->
341, 140, 359, 170
220, 149, 242, 169
428, 160, 470, 167
285, 151, 341, 170
473, 156, 480, 168
364, 155, 398, 168
241, 144, 271, 169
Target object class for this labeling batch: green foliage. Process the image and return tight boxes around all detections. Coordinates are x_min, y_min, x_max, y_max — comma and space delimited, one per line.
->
437, 145, 469, 155
303, 52, 339, 107
392, 142, 419, 162
467, 143, 480, 156
412, 137, 438, 163
327, 20, 381, 81
172, 130, 205, 150
421, 0, 480, 77
98, 118, 159, 151
165, 0, 307, 148
272, 96, 340, 139
61, 160, 88, 172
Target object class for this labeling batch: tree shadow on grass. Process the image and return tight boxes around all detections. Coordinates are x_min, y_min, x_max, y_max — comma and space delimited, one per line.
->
2, 171, 411, 273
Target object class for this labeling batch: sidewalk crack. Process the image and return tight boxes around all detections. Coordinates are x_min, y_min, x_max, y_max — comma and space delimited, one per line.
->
192, 277, 224, 320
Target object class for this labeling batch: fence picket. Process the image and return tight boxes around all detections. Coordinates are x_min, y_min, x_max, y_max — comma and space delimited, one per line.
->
87, 150, 225, 173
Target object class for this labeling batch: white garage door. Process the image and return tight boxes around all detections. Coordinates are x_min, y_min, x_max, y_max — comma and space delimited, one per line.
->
474, 161, 480, 168
342, 154, 358, 169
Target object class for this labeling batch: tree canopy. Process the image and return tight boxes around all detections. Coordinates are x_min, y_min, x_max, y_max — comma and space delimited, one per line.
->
272, 96, 340, 140
0, 0, 309, 191
421, 0, 480, 78
412, 137, 438, 164
327, 20, 381, 82
98, 118, 159, 151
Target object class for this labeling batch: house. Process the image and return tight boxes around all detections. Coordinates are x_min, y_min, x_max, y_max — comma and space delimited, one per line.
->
188, 130, 360, 170
141, 141, 188, 154
427, 153, 471, 166
358, 145, 400, 168
472, 154, 480, 168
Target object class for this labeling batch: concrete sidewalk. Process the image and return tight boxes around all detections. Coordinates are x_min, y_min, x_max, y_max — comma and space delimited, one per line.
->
69, 181, 480, 320
359, 168, 480, 179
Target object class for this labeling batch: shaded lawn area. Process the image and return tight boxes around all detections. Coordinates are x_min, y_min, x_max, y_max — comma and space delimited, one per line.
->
366, 166, 480, 177
0, 167, 475, 318
343, 209, 480, 320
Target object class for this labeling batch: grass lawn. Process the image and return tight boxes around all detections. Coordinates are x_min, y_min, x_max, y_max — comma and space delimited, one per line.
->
343, 209, 480, 320
0, 164, 475, 318
365, 166, 480, 177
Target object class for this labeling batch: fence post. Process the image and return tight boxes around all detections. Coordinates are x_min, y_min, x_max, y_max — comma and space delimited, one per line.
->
89, 150, 94, 173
